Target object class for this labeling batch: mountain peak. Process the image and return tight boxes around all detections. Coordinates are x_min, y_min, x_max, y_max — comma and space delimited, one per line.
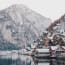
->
0, 4, 52, 49
7, 4, 28, 10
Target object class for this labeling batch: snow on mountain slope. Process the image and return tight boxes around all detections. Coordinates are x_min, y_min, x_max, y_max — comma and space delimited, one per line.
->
48, 14, 65, 35
0, 4, 52, 49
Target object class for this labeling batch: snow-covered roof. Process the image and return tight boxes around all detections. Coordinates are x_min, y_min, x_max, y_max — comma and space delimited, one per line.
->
51, 46, 58, 50
55, 46, 65, 51
62, 46, 65, 49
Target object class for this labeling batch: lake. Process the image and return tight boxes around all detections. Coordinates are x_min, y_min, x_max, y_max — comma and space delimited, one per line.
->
0, 55, 65, 65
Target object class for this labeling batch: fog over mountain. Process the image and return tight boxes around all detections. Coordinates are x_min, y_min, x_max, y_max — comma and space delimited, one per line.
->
0, 4, 51, 50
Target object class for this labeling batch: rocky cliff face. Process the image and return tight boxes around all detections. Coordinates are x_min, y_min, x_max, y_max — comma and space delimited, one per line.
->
48, 14, 65, 35
0, 4, 51, 49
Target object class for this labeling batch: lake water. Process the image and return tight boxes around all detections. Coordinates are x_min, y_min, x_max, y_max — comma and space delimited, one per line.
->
0, 55, 65, 65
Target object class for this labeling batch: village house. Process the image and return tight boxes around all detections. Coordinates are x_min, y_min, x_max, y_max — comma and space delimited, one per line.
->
50, 45, 65, 58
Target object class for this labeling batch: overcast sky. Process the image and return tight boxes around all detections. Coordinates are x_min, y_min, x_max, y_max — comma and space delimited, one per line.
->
0, 0, 65, 21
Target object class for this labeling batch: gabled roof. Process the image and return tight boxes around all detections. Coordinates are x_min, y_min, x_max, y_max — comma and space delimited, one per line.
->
56, 45, 65, 51
51, 46, 65, 51
51, 46, 57, 50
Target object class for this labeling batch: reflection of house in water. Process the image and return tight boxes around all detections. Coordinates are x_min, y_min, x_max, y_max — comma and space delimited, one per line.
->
50, 59, 65, 65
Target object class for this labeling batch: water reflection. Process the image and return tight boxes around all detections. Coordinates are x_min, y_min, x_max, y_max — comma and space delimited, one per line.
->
0, 55, 65, 65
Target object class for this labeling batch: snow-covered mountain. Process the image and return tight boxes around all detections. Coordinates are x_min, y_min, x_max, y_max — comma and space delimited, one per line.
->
48, 14, 65, 36
0, 4, 51, 49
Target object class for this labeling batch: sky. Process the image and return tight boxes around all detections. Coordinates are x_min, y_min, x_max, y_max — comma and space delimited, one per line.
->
0, 0, 65, 21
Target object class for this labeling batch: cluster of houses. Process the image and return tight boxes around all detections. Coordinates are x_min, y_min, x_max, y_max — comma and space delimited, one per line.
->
33, 14, 65, 58
32, 32, 65, 58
